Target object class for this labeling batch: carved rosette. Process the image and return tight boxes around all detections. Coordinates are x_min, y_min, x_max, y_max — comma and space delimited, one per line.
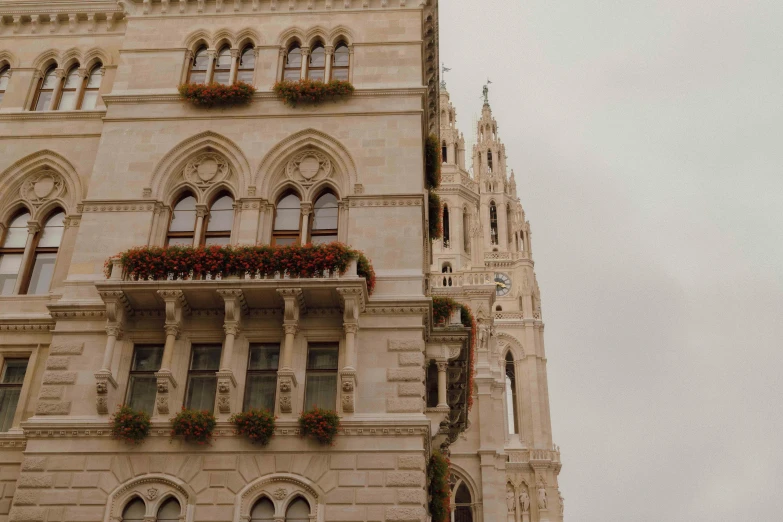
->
285, 150, 332, 187
216, 370, 236, 415
340, 369, 357, 413
182, 153, 229, 188
20, 171, 65, 206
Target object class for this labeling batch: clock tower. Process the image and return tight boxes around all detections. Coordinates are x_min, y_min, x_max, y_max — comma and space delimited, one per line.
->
431, 82, 562, 521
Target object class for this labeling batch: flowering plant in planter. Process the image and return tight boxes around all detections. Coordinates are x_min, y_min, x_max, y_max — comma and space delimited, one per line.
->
274, 79, 355, 107
432, 297, 477, 411
428, 192, 443, 240
230, 409, 277, 445
170, 408, 216, 445
106, 242, 377, 295
178, 81, 255, 107
111, 405, 151, 445
428, 450, 451, 522
298, 407, 340, 446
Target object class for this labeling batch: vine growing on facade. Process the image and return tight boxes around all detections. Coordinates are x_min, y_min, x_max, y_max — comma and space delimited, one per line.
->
432, 296, 477, 411
425, 134, 443, 240
428, 450, 451, 522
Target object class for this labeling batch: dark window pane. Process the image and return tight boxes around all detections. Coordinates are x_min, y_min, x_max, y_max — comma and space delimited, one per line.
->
240, 48, 255, 68
27, 253, 57, 295
243, 374, 277, 412
192, 49, 209, 70
251, 498, 275, 521
248, 345, 280, 371
204, 235, 229, 247
41, 69, 58, 89
334, 46, 350, 66
190, 71, 207, 84
4, 212, 31, 248
157, 498, 181, 522
286, 47, 302, 68
284, 69, 301, 81
237, 70, 254, 83
274, 194, 301, 231
58, 91, 77, 111
186, 375, 217, 412
86, 67, 102, 88
274, 237, 296, 246
213, 70, 230, 85
132, 346, 163, 371
122, 498, 146, 522
0, 388, 20, 432
0, 254, 21, 295
190, 345, 221, 370
307, 345, 338, 369
285, 498, 310, 522
215, 48, 232, 69
127, 375, 157, 415
310, 47, 325, 67
2, 360, 28, 384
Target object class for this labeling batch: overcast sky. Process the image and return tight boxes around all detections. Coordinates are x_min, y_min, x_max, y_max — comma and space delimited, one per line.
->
440, 1, 783, 520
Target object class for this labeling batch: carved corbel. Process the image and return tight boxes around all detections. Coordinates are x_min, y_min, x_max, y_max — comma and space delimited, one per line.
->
215, 0, 223, 12
12, 16, 20, 34
49, 14, 59, 33
277, 288, 305, 322
179, 0, 187, 14
161, 0, 169, 13
339, 367, 356, 413
68, 14, 76, 32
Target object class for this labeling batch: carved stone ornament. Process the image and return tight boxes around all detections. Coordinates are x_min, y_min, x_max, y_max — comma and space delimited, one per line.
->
146, 488, 158, 500
279, 395, 292, 413
157, 381, 168, 394
286, 150, 332, 186
519, 487, 531, 513
272, 488, 288, 500
279, 379, 292, 393
218, 395, 231, 413
96, 381, 108, 394
156, 395, 169, 415
342, 394, 354, 411
20, 171, 65, 205
342, 381, 354, 392
218, 380, 231, 394
96, 396, 108, 414
183, 153, 229, 187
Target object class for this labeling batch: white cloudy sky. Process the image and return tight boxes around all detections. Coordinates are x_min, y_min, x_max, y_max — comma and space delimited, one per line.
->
440, 1, 783, 520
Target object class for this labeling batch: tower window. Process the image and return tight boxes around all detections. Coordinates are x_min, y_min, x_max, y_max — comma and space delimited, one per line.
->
442, 204, 450, 247
442, 141, 448, 164
0, 65, 10, 106
487, 150, 493, 172
489, 202, 498, 245
505, 352, 518, 435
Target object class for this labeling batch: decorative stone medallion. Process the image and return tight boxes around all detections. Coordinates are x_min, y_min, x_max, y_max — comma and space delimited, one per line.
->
20, 171, 65, 205
183, 153, 229, 187
286, 151, 332, 186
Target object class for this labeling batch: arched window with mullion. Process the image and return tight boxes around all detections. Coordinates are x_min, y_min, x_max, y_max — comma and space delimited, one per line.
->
81, 64, 103, 109
26, 209, 65, 295
156, 498, 181, 522
310, 192, 338, 244
167, 194, 198, 246
204, 193, 234, 246
237, 45, 256, 83
285, 497, 311, 522
57, 65, 81, 111
283, 44, 302, 81
307, 44, 326, 81
0, 211, 31, 295
454, 482, 474, 522
189, 46, 209, 84
331, 42, 350, 81
505, 352, 519, 435
272, 192, 302, 246
250, 497, 275, 522
0, 65, 10, 106
442, 204, 450, 247
213, 46, 232, 85
120, 497, 146, 522
32, 66, 58, 111
489, 201, 499, 245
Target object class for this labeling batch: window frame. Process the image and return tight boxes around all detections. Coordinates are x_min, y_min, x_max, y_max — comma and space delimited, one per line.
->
272, 191, 303, 246
32, 65, 58, 112
80, 63, 103, 110
212, 45, 232, 86
124, 344, 164, 416
309, 190, 339, 245
0, 347, 37, 433
505, 352, 519, 436
306, 43, 326, 82
237, 44, 256, 84
489, 201, 499, 245
188, 45, 210, 84
56, 64, 81, 111
0, 357, 30, 432
283, 43, 303, 82
184, 344, 222, 414
24, 208, 65, 295
0, 209, 31, 295
0, 64, 10, 106
331, 42, 350, 81
203, 191, 235, 247
303, 342, 339, 411
243, 343, 281, 413
166, 193, 198, 247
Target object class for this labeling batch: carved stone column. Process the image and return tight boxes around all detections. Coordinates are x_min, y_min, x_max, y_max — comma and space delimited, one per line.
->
228, 48, 240, 84
216, 289, 245, 416
324, 45, 334, 81
95, 290, 130, 414
299, 47, 310, 80
193, 205, 208, 247
47, 69, 64, 111
299, 202, 312, 245
436, 361, 448, 409
12, 221, 40, 294
154, 290, 187, 417
276, 288, 303, 414
204, 49, 217, 84
337, 287, 361, 413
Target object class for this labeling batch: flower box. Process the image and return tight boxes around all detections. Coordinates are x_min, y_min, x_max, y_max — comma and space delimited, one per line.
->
231, 409, 276, 445
298, 407, 340, 446
273, 79, 355, 107
111, 405, 151, 445
178, 81, 255, 107
170, 408, 216, 445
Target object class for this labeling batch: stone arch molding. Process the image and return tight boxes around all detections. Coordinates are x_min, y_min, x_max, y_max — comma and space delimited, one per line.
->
236, 473, 323, 522
32, 47, 114, 72
257, 128, 357, 202
104, 473, 196, 522
0, 150, 83, 223
149, 131, 252, 204
184, 27, 263, 50
497, 331, 525, 362
448, 463, 481, 504
0, 50, 19, 68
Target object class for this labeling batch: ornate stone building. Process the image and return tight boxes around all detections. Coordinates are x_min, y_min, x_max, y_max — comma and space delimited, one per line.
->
0, 1, 563, 521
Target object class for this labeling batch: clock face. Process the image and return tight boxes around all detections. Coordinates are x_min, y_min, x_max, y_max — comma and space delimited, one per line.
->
495, 273, 511, 296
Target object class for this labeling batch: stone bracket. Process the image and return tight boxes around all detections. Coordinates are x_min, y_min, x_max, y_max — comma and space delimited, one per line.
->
276, 369, 296, 414
94, 369, 118, 415
216, 370, 237, 414
154, 370, 177, 416
339, 369, 357, 413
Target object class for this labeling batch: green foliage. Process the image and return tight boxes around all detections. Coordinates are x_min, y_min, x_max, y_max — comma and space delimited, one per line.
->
298, 407, 341, 446
170, 408, 217, 445
111, 405, 151, 445
429, 192, 442, 240
425, 134, 442, 190
230, 409, 277, 445
428, 451, 451, 522
274, 79, 355, 107
178, 81, 255, 107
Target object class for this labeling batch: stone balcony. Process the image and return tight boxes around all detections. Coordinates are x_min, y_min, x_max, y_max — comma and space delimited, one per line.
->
429, 270, 493, 292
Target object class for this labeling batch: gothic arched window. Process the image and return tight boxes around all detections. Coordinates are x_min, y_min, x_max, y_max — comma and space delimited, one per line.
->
250, 497, 275, 522
331, 42, 350, 81
507, 204, 513, 244
0, 210, 31, 295
426, 361, 439, 407
0, 65, 10, 106
189, 46, 209, 84
238, 45, 256, 83
311, 191, 338, 244
33, 66, 58, 111
121, 497, 146, 522
56, 65, 81, 111
273, 192, 302, 246
505, 352, 518, 435
487, 150, 493, 172
204, 193, 234, 246
27, 209, 65, 295
81, 64, 103, 109
442, 204, 450, 247
442, 141, 448, 164
213, 46, 232, 85
307, 44, 326, 82
463, 209, 470, 253
283, 44, 302, 81
454, 482, 474, 522
285, 497, 311, 522
167, 194, 197, 246
156, 498, 181, 522
489, 202, 499, 245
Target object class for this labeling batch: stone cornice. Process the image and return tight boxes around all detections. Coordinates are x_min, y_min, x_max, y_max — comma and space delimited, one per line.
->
346, 193, 423, 207
121, 0, 428, 18
0, 109, 106, 121
80, 199, 160, 212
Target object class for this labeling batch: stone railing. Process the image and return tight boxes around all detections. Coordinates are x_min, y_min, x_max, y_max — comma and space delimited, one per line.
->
430, 270, 493, 289
484, 251, 527, 262
494, 311, 524, 321
440, 171, 478, 192
507, 447, 561, 464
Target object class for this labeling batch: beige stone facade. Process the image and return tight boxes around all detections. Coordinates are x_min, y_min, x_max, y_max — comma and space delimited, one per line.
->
0, 1, 563, 521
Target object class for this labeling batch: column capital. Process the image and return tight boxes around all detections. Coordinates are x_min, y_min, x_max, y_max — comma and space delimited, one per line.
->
105, 324, 123, 339
230, 48, 241, 58
282, 323, 298, 336
276, 288, 305, 322
26, 221, 41, 235
300, 201, 313, 216
164, 324, 180, 339
343, 323, 359, 335
436, 361, 449, 372
195, 204, 209, 217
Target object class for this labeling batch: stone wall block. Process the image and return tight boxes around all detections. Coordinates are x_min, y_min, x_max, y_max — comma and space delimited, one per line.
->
397, 455, 425, 470
225, 472, 245, 494
163, 455, 185, 477
367, 505, 384, 522
41, 372, 76, 385
34, 401, 71, 415
71, 473, 100, 488
385, 506, 425, 521
398, 352, 424, 367
78, 489, 108, 505
54, 473, 71, 488
237, 455, 260, 482
388, 340, 424, 352
37, 387, 64, 400
110, 456, 132, 483
188, 471, 209, 494
367, 470, 384, 487
397, 382, 424, 397
325, 487, 355, 504
47, 456, 86, 471
329, 454, 356, 470
62, 505, 103, 521
356, 488, 396, 504
17, 475, 53, 489
97, 472, 119, 494
387, 368, 422, 382
356, 454, 395, 470
254, 455, 274, 475
203, 455, 234, 471
20, 459, 46, 472
290, 454, 311, 476
397, 488, 425, 504
44, 357, 69, 370
386, 471, 423, 487
387, 397, 422, 413
304, 455, 329, 482
49, 343, 83, 355
325, 505, 366, 521
8, 507, 45, 522
338, 471, 366, 487
85, 456, 111, 471
39, 490, 77, 505
274, 454, 291, 472
318, 470, 338, 493
11, 490, 38, 505
179, 456, 202, 482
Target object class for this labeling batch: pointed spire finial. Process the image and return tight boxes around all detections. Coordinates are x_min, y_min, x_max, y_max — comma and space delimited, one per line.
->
441, 63, 451, 88
482, 79, 492, 104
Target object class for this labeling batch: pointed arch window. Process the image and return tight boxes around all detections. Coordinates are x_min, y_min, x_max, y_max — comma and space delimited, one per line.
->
204, 193, 234, 246
454, 482, 474, 522
307, 44, 326, 82
507, 204, 513, 244
505, 352, 518, 435
273, 192, 302, 246
0, 65, 10, 106
57, 65, 81, 111
27, 210, 64, 295
33, 66, 58, 111
285, 497, 311, 522
250, 497, 275, 522
442, 204, 450, 247
283, 44, 302, 81
213, 46, 232, 85
310, 192, 338, 244
487, 150, 493, 172
462, 209, 470, 253
237, 45, 256, 83
442, 141, 448, 164
121, 497, 146, 522
489, 202, 499, 245
156, 498, 181, 522
189, 46, 209, 84
331, 42, 350, 81
0, 211, 30, 295
81, 64, 103, 110
167, 194, 197, 246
